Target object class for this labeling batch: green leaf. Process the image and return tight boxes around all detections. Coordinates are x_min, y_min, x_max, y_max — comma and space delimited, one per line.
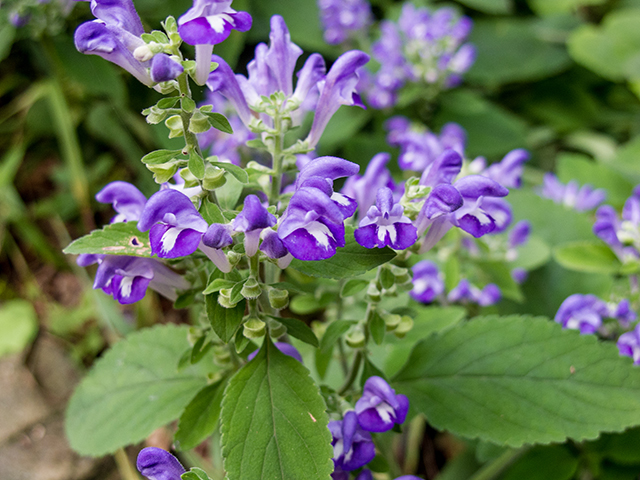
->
501, 445, 578, 480
63, 222, 152, 257
221, 338, 333, 480
175, 378, 227, 451
393, 316, 640, 447
360, 357, 387, 388
203, 279, 237, 295
0, 300, 38, 357
210, 161, 249, 184
592, 426, 640, 464
65, 324, 212, 456
217, 174, 243, 210
204, 112, 234, 134
157, 97, 179, 109
474, 260, 523, 302
182, 468, 213, 480
0, 24, 15, 62
567, 9, 640, 82
340, 279, 369, 297
510, 235, 551, 271
290, 292, 334, 315
529, 0, 606, 16
320, 320, 357, 353
268, 316, 319, 347
290, 228, 395, 279
554, 241, 621, 274
201, 199, 226, 225
189, 151, 205, 179
370, 311, 385, 345
467, 18, 571, 86
206, 294, 246, 343
456, 0, 512, 14
142, 149, 183, 165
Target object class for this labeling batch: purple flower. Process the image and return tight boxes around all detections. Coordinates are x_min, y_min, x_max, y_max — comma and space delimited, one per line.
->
137, 447, 185, 480
247, 342, 302, 362
483, 149, 529, 189
200, 223, 233, 272
448, 279, 501, 306
449, 176, 509, 237
150, 54, 184, 83
231, 195, 276, 256
354, 187, 417, 250
307, 50, 370, 148
278, 157, 359, 260
264, 15, 303, 97
511, 268, 528, 284
540, 173, 606, 212
206, 56, 253, 126
508, 220, 531, 249
410, 260, 444, 303
318, 0, 373, 45
329, 411, 376, 472
618, 323, 640, 365
594, 187, 640, 262
555, 294, 609, 334
342, 153, 395, 221
611, 299, 637, 327
95, 181, 147, 223
74, 0, 153, 86
83, 255, 189, 304
355, 376, 409, 432
178, 0, 252, 85
137, 189, 208, 258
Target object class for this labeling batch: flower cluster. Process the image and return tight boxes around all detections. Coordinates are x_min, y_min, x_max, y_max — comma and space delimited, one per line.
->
555, 294, 636, 334
594, 186, 640, 263
77, 182, 189, 304
540, 173, 606, 212
409, 260, 501, 307
363, 4, 475, 108
318, 0, 373, 45
330, 377, 409, 479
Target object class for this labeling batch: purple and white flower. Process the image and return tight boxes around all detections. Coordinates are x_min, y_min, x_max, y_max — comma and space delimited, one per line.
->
80, 255, 190, 304
481, 149, 530, 189
329, 411, 376, 472
355, 376, 409, 433
342, 152, 395, 221
278, 157, 359, 260
137, 447, 185, 480
618, 323, 640, 365
555, 294, 610, 334
448, 279, 501, 306
137, 189, 208, 258
410, 260, 444, 304
231, 195, 276, 256
178, 0, 252, 85
150, 54, 184, 83
200, 223, 233, 272
74, 0, 154, 86
95, 181, 147, 223
594, 187, 640, 263
540, 173, 606, 212
318, 0, 372, 45
354, 187, 417, 250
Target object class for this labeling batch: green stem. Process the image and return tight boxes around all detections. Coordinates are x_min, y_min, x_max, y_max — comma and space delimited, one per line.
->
269, 110, 284, 205
338, 350, 363, 395
114, 448, 141, 480
468, 447, 529, 480
176, 73, 202, 157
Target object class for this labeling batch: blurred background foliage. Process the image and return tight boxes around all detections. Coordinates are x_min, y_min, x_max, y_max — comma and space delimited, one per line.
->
2, 0, 640, 478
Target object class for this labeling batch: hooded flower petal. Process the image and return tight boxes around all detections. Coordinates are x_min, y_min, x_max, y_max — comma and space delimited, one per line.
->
555, 294, 609, 334
150, 53, 184, 83
307, 50, 370, 148
355, 376, 409, 432
410, 260, 444, 303
137, 447, 185, 480
178, 0, 252, 45
329, 411, 375, 472
618, 323, 640, 365
264, 15, 303, 96
95, 181, 147, 223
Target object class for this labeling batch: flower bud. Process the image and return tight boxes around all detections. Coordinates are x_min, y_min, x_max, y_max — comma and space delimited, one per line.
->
133, 44, 155, 62
346, 325, 366, 348
144, 106, 168, 124
390, 265, 411, 284
243, 318, 266, 339
213, 345, 231, 366
394, 316, 414, 338
241, 277, 262, 300
218, 288, 238, 308
203, 165, 227, 190
268, 288, 289, 310
227, 251, 242, 267
268, 318, 287, 338
165, 115, 184, 138
147, 161, 178, 184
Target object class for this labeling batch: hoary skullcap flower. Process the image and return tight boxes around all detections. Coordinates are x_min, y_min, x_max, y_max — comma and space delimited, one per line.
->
137, 189, 208, 258
178, 0, 252, 85
95, 180, 147, 223
137, 447, 185, 480
554, 294, 609, 334
447, 279, 501, 307
540, 173, 606, 212
355, 376, 409, 432
231, 194, 276, 256
410, 260, 444, 304
354, 187, 417, 250
618, 323, 640, 365
342, 152, 395, 221
329, 411, 376, 472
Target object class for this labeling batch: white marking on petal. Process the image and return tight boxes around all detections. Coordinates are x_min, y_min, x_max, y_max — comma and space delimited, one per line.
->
376, 402, 396, 424
207, 14, 232, 33
161, 227, 183, 254
306, 221, 334, 248
333, 439, 344, 460
120, 276, 134, 299
378, 224, 397, 244
331, 192, 351, 206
